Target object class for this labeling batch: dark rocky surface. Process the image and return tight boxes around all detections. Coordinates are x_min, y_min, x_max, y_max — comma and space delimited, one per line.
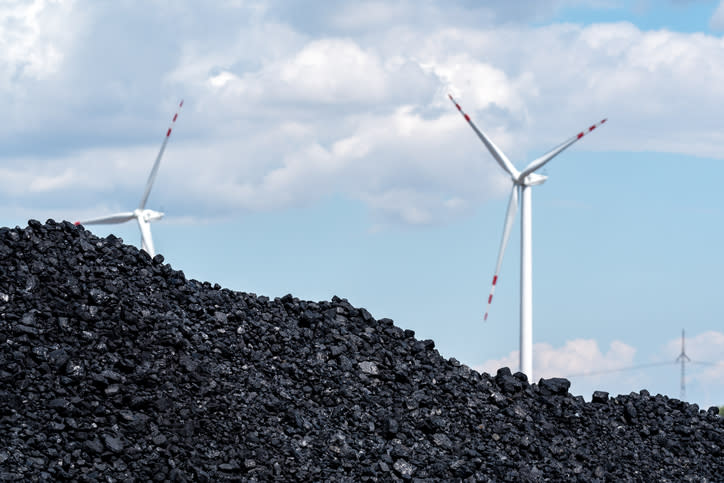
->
0, 219, 722, 481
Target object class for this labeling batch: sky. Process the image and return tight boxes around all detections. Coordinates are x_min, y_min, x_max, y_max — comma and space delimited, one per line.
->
2, 0, 724, 409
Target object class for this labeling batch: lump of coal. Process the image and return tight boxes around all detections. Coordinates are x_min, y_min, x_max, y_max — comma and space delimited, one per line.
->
0, 220, 722, 480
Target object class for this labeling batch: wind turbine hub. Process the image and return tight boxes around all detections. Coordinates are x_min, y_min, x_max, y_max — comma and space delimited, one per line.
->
520, 173, 548, 186
134, 209, 164, 222
143, 209, 164, 222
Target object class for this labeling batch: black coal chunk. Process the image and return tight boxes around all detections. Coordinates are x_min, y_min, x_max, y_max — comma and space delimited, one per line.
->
538, 377, 571, 396
0, 220, 722, 481
592, 390, 609, 404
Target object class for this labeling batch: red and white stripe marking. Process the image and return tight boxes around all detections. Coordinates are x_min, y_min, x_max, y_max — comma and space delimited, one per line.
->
448, 93, 473, 123
575, 118, 607, 140
484, 275, 499, 321
167, 100, 183, 138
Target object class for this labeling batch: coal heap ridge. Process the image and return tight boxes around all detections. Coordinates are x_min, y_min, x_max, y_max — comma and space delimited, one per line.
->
0, 220, 722, 482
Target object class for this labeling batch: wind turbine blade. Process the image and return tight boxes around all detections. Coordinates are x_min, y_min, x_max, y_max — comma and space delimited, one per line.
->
448, 94, 520, 179
74, 212, 135, 226
485, 185, 519, 321
519, 118, 607, 181
138, 99, 184, 210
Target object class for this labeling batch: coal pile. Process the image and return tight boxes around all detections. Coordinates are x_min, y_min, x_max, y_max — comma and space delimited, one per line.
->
1, 220, 722, 482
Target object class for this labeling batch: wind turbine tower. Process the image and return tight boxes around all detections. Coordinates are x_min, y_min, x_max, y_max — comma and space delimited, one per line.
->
75, 100, 183, 257
449, 93, 606, 382
675, 329, 690, 400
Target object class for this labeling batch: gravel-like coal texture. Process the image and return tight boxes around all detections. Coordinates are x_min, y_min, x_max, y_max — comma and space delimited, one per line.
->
1, 220, 722, 481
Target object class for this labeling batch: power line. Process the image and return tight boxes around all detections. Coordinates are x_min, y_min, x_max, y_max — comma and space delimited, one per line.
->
690, 360, 724, 367
565, 359, 724, 381
564, 361, 673, 378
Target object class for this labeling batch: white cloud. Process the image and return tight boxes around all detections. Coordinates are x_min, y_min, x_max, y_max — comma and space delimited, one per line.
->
199, 37, 438, 111
236, 39, 390, 104
0, 0, 74, 88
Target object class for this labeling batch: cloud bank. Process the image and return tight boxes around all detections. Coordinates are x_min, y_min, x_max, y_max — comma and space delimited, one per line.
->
475, 338, 638, 380
3, 1, 724, 225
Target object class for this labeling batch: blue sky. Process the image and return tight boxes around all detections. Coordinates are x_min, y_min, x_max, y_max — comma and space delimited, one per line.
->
2, 0, 724, 408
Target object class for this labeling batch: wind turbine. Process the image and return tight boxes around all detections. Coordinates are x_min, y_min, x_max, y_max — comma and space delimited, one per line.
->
448, 93, 606, 381
75, 100, 183, 258
675, 329, 690, 400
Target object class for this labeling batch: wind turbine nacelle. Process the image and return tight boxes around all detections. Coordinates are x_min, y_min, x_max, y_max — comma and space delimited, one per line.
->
521, 173, 548, 186
135, 209, 164, 222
